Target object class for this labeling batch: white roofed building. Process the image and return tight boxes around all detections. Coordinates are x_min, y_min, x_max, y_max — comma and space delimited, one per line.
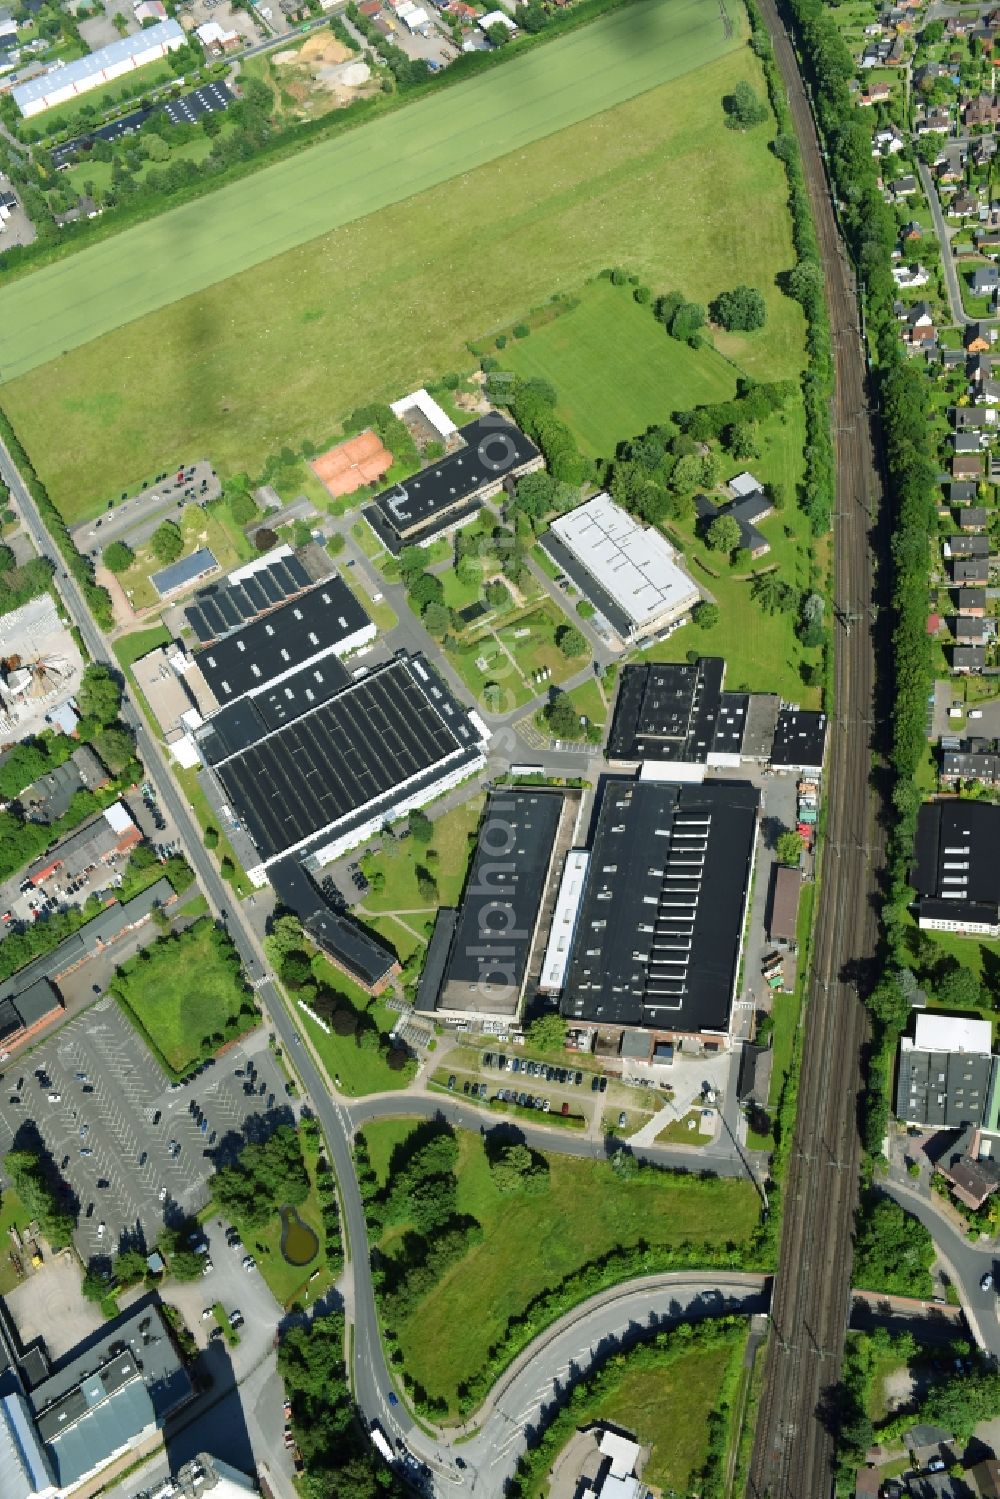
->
540, 493, 700, 643
12, 20, 184, 117
896, 1012, 996, 1130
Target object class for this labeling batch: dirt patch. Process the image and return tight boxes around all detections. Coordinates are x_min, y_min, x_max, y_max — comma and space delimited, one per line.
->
277, 35, 352, 66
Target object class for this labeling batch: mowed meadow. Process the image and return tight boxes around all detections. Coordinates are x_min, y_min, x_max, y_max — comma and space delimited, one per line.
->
3, 27, 804, 520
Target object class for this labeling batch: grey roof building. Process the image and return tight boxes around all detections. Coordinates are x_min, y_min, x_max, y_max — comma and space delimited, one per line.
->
896, 1013, 995, 1128
269, 856, 398, 994
184, 550, 312, 644
150, 547, 219, 599
913, 800, 1000, 932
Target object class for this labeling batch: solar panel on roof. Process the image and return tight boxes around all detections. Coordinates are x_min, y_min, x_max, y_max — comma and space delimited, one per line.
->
258, 572, 283, 604
188, 607, 213, 644
215, 593, 242, 629
242, 575, 270, 612
228, 585, 255, 622
200, 598, 228, 637
284, 555, 311, 588
266, 561, 293, 595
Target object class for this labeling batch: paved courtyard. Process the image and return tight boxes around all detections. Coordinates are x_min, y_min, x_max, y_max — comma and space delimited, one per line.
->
5, 1249, 106, 1360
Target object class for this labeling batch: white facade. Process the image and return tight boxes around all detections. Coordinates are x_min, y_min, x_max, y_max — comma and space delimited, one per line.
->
479, 8, 516, 29
13, 19, 184, 117
919, 909, 1000, 937
390, 387, 458, 440
539, 849, 589, 994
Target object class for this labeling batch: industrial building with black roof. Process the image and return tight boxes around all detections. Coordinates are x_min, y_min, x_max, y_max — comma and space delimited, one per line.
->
362, 414, 543, 554
193, 575, 374, 708
198, 653, 488, 880
913, 799, 1000, 935
608, 659, 749, 771
769, 707, 828, 775
560, 778, 760, 1038
185, 550, 312, 645
417, 789, 565, 1020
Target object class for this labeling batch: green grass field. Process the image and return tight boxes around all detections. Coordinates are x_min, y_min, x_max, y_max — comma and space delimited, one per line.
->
3, 21, 808, 523
113, 917, 257, 1076
500, 280, 739, 457
0, 2, 741, 385
540, 1332, 746, 1497
359, 796, 483, 917
363, 1119, 759, 1411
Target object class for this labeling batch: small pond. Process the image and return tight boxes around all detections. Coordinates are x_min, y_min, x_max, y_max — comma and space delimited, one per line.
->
279, 1205, 319, 1267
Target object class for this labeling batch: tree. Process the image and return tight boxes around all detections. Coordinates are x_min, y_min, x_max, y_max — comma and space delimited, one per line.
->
455, 554, 481, 588
408, 809, 433, 843
544, 691, 581, 740
485, 579, 510, 610
229, 489, 258, 525
103, 540, 133, 574
707, 514, 741, 553
408, 572, 444, 610
255, 527, 279, 552
671, 453, 707, 493
751, 570, 795, 614
692, 600, 719, 630
416, 866, 437, 903
280, 949, 314, 990
487, 20, 510, 43
713, 285, 767, 332
724, 80, 769, 129
935, 962, 984, 1011
422, 601, 452, 638
726, 421, 757, 459
150, 519, 183, 564
776, 830, 805, 867
93, 725, 134, 774
556, 624, 587, 658
526, 1014, 568, 1052
489, 1142, 549, 1195
77, 664, 120, 725
798, 591, 826, 648
670, 302, 706, 343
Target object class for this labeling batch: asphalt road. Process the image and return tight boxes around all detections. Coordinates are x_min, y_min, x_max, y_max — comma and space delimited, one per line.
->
917, 159, 967, 325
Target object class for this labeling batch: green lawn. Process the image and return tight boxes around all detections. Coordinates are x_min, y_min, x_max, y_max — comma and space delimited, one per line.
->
113, 623, 171, 674
498, 603, 588, 685
173, 765, 254, 901
363, 1119, 760, 1412
540, 1332, 747, 1498
0, 2, 741, 389
4, 27, 806, 522
359, 795, 483, 916
0, 1189, 30, 1294
112, 917, 258, 1077
499, 279, 739, 458
559, 676, 607, 729
296, 977, 411, 1098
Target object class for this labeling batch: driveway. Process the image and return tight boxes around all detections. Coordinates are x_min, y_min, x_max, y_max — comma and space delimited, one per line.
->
162, 1218, 281, 1377
4, 1249, 106, 1360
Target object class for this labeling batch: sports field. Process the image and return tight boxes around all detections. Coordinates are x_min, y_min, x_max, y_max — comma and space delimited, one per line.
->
0, 1, 740, 383
499, 280, 740, 456
4, 28, 805, 524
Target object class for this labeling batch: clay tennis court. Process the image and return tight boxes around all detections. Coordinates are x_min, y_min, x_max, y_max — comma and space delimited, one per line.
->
310, 429, 393, 497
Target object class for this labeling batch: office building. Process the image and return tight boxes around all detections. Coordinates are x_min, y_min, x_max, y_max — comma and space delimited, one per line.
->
913, 800, 1000, 935
896, 1012, 995, 1129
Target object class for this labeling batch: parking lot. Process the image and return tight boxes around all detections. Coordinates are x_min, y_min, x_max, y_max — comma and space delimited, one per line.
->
0, 1006, 292, 1263
162, 1218, 282, 1375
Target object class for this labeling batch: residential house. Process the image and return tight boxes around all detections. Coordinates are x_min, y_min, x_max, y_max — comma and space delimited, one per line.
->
957, 586, 987, 614
905, 301, 936, 346
893, 262, 930, 287
951, 189, 980, 217
960, 506, 990, 529
862, 41, 885, 67
964, 94, 1000, 128
952, 452, 984, 479
971, 264, 1000, 297
953, 556, 990, 584
887, 33, 905, 63
932, 1127, 1000, 1210
967, 1458, 1000, 1498
966, 323, 993, 351
694, 486, 772, 560
955, 614, 989, 643
952, 406, 995, 429
918, 107, 953, 135
873, 123, 906, 155
944, 533, 991, 557
893, 174, 920, 200
940, 348, 965, 370
133, 0, 167, 18
982, 378, 1000, 403
973, 134, 998, 167
859, 83, 892, 106
969, 351, 994, 380
941, 739, 1000, 786
954, 430, 985, 453
953, 644, 987, 671
913, 60, 944, 88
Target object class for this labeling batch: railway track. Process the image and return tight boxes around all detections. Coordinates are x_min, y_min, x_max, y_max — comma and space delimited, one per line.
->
746, 2, 886, 1495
